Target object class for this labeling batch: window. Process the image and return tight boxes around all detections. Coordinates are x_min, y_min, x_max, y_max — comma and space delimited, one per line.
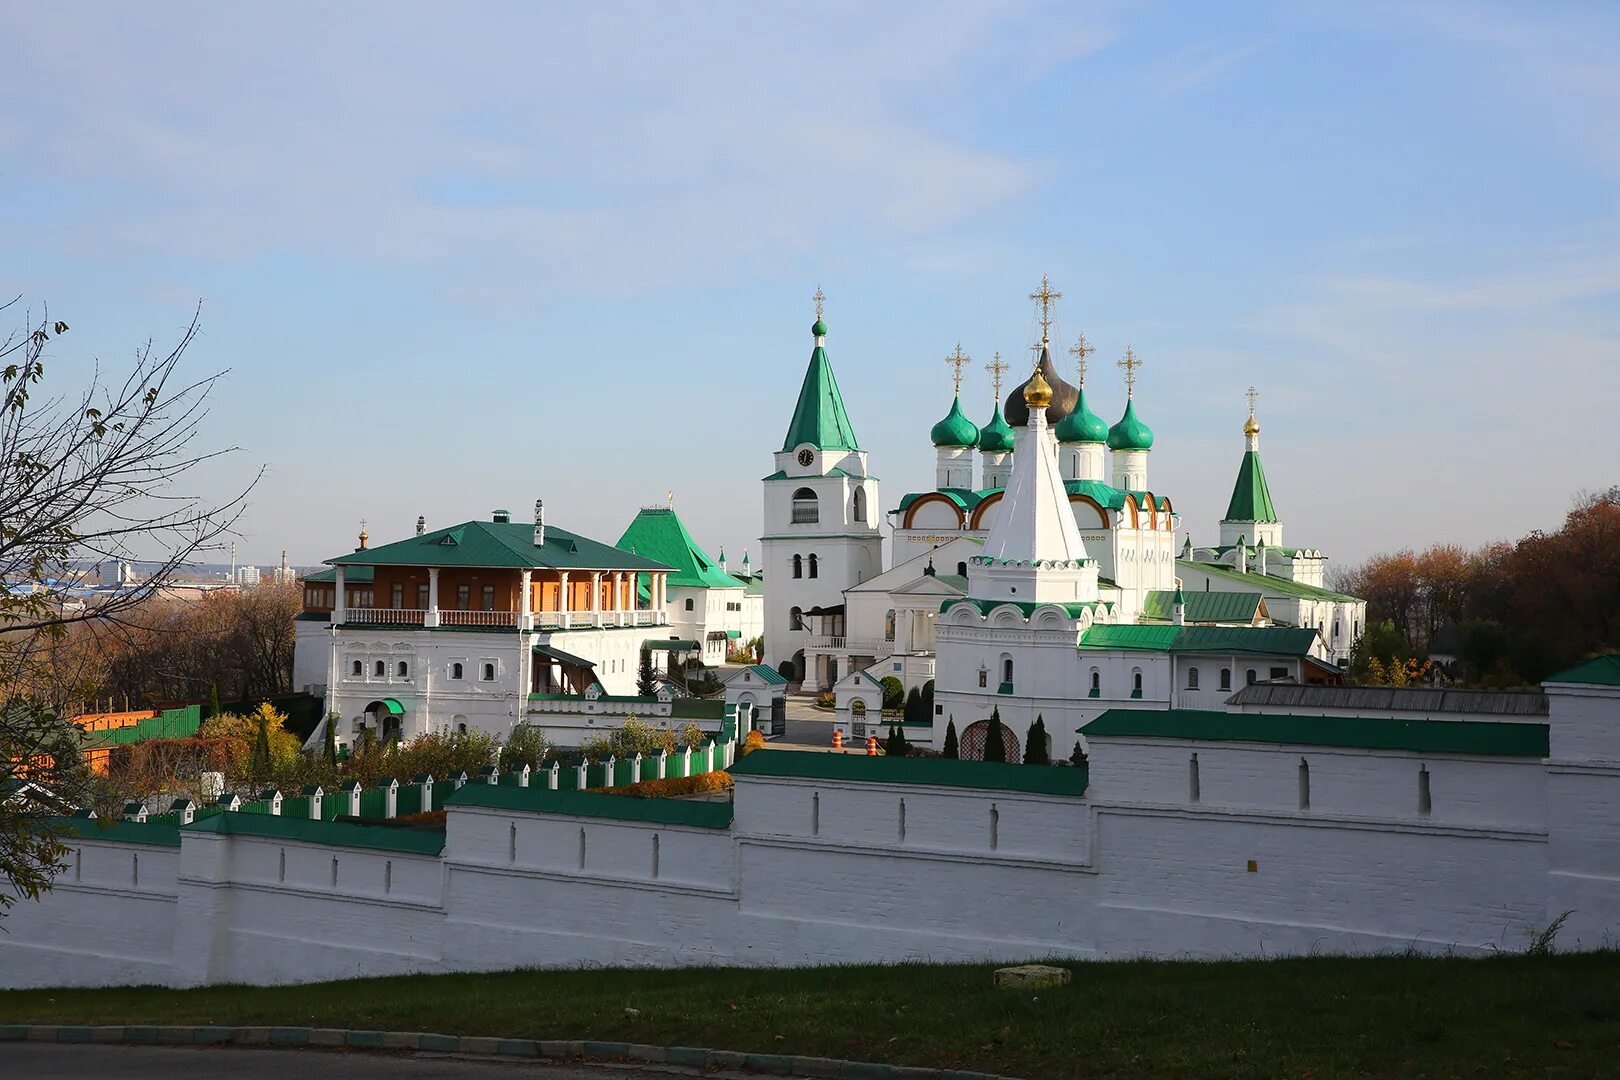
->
978, 669, 988, 689
457, 584, 470, 610
1270, 666, 1288, 680
789, 606, 803, 631
482, 585, 495, 611
791, 487, 819, 524
351, 660, 363, 677
451, 662, 464, 680
392, 583, 404, 609
481, 663, 496, 681
457, 723, 468, 735
792, 554, 803, 579
1089, 670, 1100, 697
1187, 666, 1200, 690
853, 487, 867, 522
1002, 657, 1014, 683
374, 660, 386, 677
684, 598, 694, 611
1246, 668, 1257, 685
957, 561, 968, 577
1220, 668, 1232, 691
397, 661, 409, 677
418, 583, 430, 609
1132, 669, 1143, 698
1333, 621, 1341, 641
808, 554, 818, 579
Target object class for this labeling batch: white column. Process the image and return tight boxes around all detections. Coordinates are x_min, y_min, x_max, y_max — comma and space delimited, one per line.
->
333, 567, 347, 624
425, 566, 440, 627
590, 571, 602, 627
613, 572, 625, 625
520, 569, 533, 631
559, 571, 570, 629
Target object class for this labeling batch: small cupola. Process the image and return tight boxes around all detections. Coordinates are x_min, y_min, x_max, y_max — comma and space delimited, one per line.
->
977, 402, 1015, 454
492, 509, 511, 524
1107, 398, 1155, 450
930, 396, 980, 448
1056, 388, 1109, 444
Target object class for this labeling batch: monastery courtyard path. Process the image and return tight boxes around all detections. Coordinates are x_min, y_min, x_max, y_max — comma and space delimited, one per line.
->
0, 1043, 680, 1079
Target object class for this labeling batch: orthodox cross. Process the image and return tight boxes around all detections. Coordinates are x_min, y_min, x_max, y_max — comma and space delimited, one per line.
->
985, 351, 1009, 400
1068, 333, 1095, 386
1029, 274, 1062, 345
1118, 346, 1143, 397
812, 287, 825, 320
666, 490, 674, 508
944, 343, 972, 395
1246, 385, 1259, 417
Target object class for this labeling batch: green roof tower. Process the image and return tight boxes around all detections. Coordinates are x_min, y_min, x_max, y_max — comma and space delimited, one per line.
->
1219, 387, 1282, 548
781, 306, 860, 453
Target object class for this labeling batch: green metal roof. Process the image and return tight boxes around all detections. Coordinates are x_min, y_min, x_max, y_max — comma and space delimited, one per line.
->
977, 402, 1015, 453
1545, 654, 1620, 687
328, 518, 671, 573
1066, 479, 1130, 510
449, 784, 734, 828
1055, 387, 1109, 444
304, 565, 373, 584
1077, 624, 1320, 656
1141, 589, 1264, 624
533, 644, 595, 667
616, 507, 738, 590
781, 323, 861, 452
185, 810, 446, 855
643, 639, 699, 650
1106, 397, 1154, 450
729, 748, 1089, 796
42, 817, 182, 847
930, 395, 981, 448
741, 663, 787, 686
942, 598, 1099, 619
1177, 559, 1362, 603
1080, 708, 1549, 757
1224, 449, 1279, 523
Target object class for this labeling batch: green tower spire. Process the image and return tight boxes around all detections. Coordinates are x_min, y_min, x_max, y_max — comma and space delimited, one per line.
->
780, 290, 861, 452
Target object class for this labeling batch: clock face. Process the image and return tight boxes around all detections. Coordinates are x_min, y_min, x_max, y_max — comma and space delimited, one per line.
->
797, 448, 814, 467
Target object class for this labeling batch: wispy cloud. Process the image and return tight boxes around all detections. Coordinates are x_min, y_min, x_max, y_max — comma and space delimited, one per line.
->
1151, 39, 1264, 99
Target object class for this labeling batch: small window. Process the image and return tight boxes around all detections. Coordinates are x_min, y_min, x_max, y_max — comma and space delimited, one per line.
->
957, 561, 967, 577
1270, 666, 1288, 680
351, 660, 363, 677
1002, 657, 1014, 683
684, 598, 694, 611
457, 584, 470, 610
457, 723, 468, 735
1220, 668, 1232, 691
808, 554, 818, 579
392, 583, 404, 609
789, 606, 803, 631
374, 660, 386, 677
853, 487, 867, 523
482, 585, 495, 611
397, 661, 409, 677
791, 487, 819, 524
482, 663, 496, 681
1133, 670, 1143, 692
451, 662, 464, 680
792, 554, 803, 579
1246, 668, 1257, 685
418, 583, 430, 608
1090, 670, 1100, 695
1187, 666, 1200, 690
978, 669, 988, 688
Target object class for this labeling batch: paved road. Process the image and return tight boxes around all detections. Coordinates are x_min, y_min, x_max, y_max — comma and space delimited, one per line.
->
0, 1043, 677, 1080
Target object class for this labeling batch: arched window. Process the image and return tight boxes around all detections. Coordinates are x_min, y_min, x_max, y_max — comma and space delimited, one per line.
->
351, 660, 363, 677
789, 606, 803, 631
1090, 669, 1100, 696
1001, 657, 1014, 684
791, 487, 819, 524
957, 561, 968, 577
482, 663, 495, 681
374, 660, 386, 677
396, 661, 409, 677
1220, 667, 1231, 691
684, 598, 694, 611
1131, 669, 1143, 698
457, 722, 468, 735
884, 609, 896, 640
1187, 666, 1200, 690
792, 554, 803, 579
853, 488, 867, 522
1246, 668, 1257, 685
808, 554, 818, 579
1333, 621, 1341, 641
451, 662, 464, 680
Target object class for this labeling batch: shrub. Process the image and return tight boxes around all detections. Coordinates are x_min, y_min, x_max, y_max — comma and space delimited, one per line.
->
983, 707, 1006, 762
500, 721, 552, 772
1071, 740, 1088, 766
942, 718, 959, 759
903, 685, 922, 725
742, 729, 766, 756
598, 771, 734, 799
578, 717, 694, 763
815, 691, 836, 708
884, 723, 909, 758
880, 676, 904, 711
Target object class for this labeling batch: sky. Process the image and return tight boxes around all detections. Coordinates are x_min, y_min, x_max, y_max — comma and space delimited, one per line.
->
3, 0, 1617, 571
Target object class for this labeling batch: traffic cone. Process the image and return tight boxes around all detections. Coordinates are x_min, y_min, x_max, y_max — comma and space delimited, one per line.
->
866, 735, 878, 756
832, 729, 844, 750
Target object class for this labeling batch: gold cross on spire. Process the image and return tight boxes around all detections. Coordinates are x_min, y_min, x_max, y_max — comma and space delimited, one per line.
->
1118, 345, 1143, 397
1246, 385, 1259, 417
1068, 333, 1095, 386
812, 287, 825, 320
1029, 274, 1062, 345
944, 343, 972, 395
985, 351, 1009, 399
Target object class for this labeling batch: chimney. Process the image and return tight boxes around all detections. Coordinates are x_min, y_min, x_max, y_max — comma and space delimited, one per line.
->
416, 515, 426, 536
1172, 584, 1186, 626
534, 499, 545, 547
1235, 536, 1247, 575
1256, 541, 1268, 576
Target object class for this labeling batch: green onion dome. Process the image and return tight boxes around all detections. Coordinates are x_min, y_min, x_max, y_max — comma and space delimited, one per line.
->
1054, 388, 1109, 444
811, 317, 828, 337
977, 402, 1015, 454
1107, 398, 1155, 450
930, 396, 981, 448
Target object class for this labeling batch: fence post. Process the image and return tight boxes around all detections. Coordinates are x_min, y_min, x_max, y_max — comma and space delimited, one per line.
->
632, 752, 644, 783
172, 798, 195, 825
656, 749, 668, 779
603, 756, 616, 788
260, 788, 282, 816
575, 761, 587, 789
548, 761, 559, 790
382, 778, 398, 819
415, 773, 434, 813
681, 745, 692, 776
216, 794, 241, 813
479, 765, 499, 786
343, 780, 362, 817
302, 785, 323, 820
517, 764, 531, 788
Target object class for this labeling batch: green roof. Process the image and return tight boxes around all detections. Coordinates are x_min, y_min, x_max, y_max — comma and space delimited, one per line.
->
1055, 387, 1109, 444
1142, 589, 1263, 624
304, 565, 373, 584
943, 597, 1100, 619
1224, 449, 1279, 522
1107, 397, 1154, 450
1077, 624, 1320, 656
729, 748, 1089, 796
895, 478, 1138, 519
930, 395, 981, 448
328, 518, 671, 573
1066, 479, 1130, 510
741, 663, 787, 686
41, 817, 182, 847
977, 402, 1015, 454
643, 639, 699, 650
616, 507, 738, 590
781, 322, 861, 452
185, 810, 446, 855
1081, 708, 1549, 757
1178, 559, 1362, 603
448, 784, 734, 828
1545, 654, 1620, 687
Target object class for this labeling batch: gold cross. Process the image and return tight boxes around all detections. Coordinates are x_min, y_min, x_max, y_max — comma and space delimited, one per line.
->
1028, 274, 1062, 345
944, 343, 972, 395
812, 287, 825, 320
1246, 385, 1258, 417
1118, 346, 1143, 397
1068, 333, 1095, 386
985, 351, 1009, 399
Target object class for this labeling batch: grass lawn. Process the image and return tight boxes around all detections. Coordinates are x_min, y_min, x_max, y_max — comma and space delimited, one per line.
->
3, 953, 1619, 1078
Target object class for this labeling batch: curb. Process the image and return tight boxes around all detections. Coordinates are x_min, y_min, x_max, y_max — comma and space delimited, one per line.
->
0, 1024, 1013, 1080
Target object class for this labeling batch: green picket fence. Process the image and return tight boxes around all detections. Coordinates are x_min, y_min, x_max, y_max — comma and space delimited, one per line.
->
358, 788, 387, 818
396, 786, 423, 816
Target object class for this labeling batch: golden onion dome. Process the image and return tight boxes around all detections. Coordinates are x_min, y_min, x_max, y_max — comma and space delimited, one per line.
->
1023, 366, 1054, 409
1243, 415, 1260, 436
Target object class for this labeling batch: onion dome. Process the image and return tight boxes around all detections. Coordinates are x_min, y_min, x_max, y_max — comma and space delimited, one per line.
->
930, 396, 980, 448
1054, 387, 1108, 444
1023, 366, 1053, 409
812, 316, 828, 338
1107, 398, 1155, 450
1243, 413, 1260, 437
978, 402, 1015, 454
1003, 343, 1078, 426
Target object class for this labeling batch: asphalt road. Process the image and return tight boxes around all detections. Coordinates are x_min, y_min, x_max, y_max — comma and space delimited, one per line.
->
0, 1043, 677, 1080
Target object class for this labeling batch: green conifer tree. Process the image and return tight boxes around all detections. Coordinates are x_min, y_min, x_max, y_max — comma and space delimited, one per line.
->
323, 712, 339, 767
1024, 715, 1051, 765
982, 707, 1006, 762
636, 650, 657, 696
251, 711, 273, 780
885, 722, 909, 757
904, 686, 922, 725
942, 717, 959, 759
209, 682, 222, 720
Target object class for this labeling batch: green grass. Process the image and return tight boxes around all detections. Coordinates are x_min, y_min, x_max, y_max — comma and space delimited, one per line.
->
4, 954, 1620, 1078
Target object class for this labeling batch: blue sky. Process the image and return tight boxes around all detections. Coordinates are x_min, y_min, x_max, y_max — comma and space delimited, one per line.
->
4, 1, 1616, 569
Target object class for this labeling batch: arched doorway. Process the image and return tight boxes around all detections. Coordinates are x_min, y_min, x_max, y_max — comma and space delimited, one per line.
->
960, 718, 1020, 762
